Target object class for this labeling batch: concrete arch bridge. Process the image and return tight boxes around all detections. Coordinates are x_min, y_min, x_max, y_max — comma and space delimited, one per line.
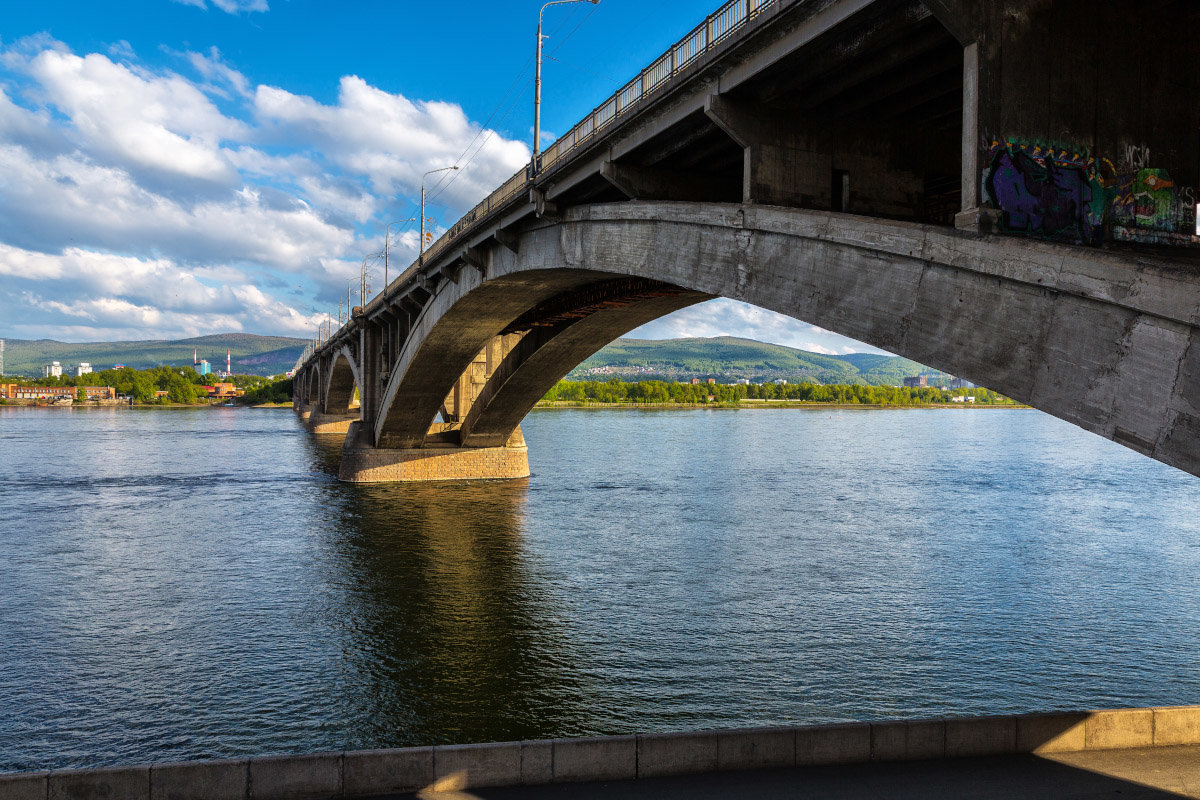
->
296, 202, 1200, 482
294, 0, 1200, 482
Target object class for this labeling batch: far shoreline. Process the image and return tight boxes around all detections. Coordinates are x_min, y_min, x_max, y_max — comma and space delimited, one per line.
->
533, 400, 1030, 410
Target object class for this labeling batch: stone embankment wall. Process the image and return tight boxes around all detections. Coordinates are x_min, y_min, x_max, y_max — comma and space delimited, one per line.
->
4, 706, 1200, 800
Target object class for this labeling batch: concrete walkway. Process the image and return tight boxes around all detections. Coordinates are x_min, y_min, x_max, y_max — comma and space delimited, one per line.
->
401, 746, 1200, 800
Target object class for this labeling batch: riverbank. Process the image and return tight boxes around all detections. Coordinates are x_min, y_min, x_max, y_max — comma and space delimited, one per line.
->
533, 400, 1029, 410
4, 706, 1198, 799
0, 399, 246, 409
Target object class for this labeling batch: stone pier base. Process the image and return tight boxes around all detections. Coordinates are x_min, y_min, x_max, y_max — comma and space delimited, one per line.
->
338, 422, 530, 482
306, 411, 359, 434
297, 404, 313, 421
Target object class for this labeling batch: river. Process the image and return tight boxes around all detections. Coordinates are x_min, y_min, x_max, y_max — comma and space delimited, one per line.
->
2, 405, 1199, 772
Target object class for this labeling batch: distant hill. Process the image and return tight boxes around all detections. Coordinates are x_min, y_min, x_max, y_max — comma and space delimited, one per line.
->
0, 332, 952, 386
568, 337, 949, 386
0, 333, 305, 377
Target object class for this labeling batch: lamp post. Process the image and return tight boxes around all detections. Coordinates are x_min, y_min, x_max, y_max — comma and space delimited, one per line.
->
360, 256, 376, 306
420, 166, 458, 264
534, 0, 601, 171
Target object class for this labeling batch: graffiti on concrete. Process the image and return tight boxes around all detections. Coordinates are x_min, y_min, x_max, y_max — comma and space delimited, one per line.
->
983, 140, 1105, 245
984, 138, 1198, 246
1110, 168, 1187, 231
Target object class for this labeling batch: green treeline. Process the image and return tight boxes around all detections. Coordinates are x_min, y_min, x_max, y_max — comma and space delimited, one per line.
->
241, 377, 293, 404
4, 367, 283, 404
541, 379, 1016, 406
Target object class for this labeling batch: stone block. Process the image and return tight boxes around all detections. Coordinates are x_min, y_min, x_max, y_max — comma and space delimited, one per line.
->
1084, 709, 1154, 750
0, 772, 47, 800
945, 716, 1016, 757
869, 722, 907, 761
338, 443, 529, 483
905, 720, 946, 760
1016, 713, 1087, 754
343, 749, 432, 797
247, 753, 341, 800
49, 768, 149, 800
432, 743, 520, 789
151, 760, 247, 800
716, 727, 794, 770
1153, 706, 1200, 746
637, 732, 718, 778
796, 724, 870, 766
551, 736, 636, 783
519, 741, 553, 785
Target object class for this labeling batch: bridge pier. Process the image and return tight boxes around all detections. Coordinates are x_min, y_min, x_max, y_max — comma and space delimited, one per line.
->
305, 411, 359, 434
338, 422, 529, 483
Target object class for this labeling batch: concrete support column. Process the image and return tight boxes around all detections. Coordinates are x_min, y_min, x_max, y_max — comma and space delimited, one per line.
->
358, 324, 379, 447
704, 93, 830, 208
954, 39, 1001, 233
440, 334, 521, 426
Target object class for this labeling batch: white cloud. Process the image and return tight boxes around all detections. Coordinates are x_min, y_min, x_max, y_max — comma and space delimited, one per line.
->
0, 242, 322, 338
0, 144, 353, 270
170, 0, 269, 14
254, 76, 531, 209
18, 49, 245, 185
185, 46, 252, 99
627, 298, 887, 355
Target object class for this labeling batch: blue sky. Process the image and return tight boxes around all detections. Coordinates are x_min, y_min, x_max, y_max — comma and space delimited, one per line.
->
0, 0, 881, 355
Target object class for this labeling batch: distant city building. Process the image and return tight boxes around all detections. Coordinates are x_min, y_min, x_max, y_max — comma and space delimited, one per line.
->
196, 360, 212, 376
0, 384, 115, 401
76, 363, 92, 377
706, 378, 716, 384
945, 377, 974, 390
112, 364, 126, 369
903, 375, 928, 388
774, 379, 788, 385
0, 338, 5, 376
43, 362, 62, 378
690, 378, 701, 385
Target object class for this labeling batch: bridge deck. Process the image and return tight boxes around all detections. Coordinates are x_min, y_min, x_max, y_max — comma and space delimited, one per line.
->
396, 746, 1200, 799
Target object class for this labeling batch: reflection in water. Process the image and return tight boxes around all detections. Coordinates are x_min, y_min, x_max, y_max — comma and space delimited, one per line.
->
307, 432, 587, 745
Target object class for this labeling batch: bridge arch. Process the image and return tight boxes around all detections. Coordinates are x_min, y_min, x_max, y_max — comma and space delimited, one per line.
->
306, 364, 321, 408
323, 346, 361, 416
370, 202, 1200, 480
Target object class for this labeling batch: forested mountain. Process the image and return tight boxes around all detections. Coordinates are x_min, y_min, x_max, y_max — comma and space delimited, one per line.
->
569, 337, 946, 385
1, 333, 305, 377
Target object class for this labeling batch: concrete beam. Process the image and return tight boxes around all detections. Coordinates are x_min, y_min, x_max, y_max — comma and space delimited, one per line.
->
704, 93, 830, 207
918, 0, 981, 45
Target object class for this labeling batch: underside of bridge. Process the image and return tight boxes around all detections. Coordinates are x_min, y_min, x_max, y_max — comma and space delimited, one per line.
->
559, 0, 966, 228
294, 0, 1200, 483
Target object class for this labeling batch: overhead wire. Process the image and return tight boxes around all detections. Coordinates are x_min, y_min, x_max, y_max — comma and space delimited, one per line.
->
376, 3, 603, 270
425, 2, 599, 206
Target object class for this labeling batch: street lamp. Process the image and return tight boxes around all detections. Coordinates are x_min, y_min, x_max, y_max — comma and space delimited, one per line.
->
360, 255, 379, 306
420, 166, 458, 264
534, 0, 601, 170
